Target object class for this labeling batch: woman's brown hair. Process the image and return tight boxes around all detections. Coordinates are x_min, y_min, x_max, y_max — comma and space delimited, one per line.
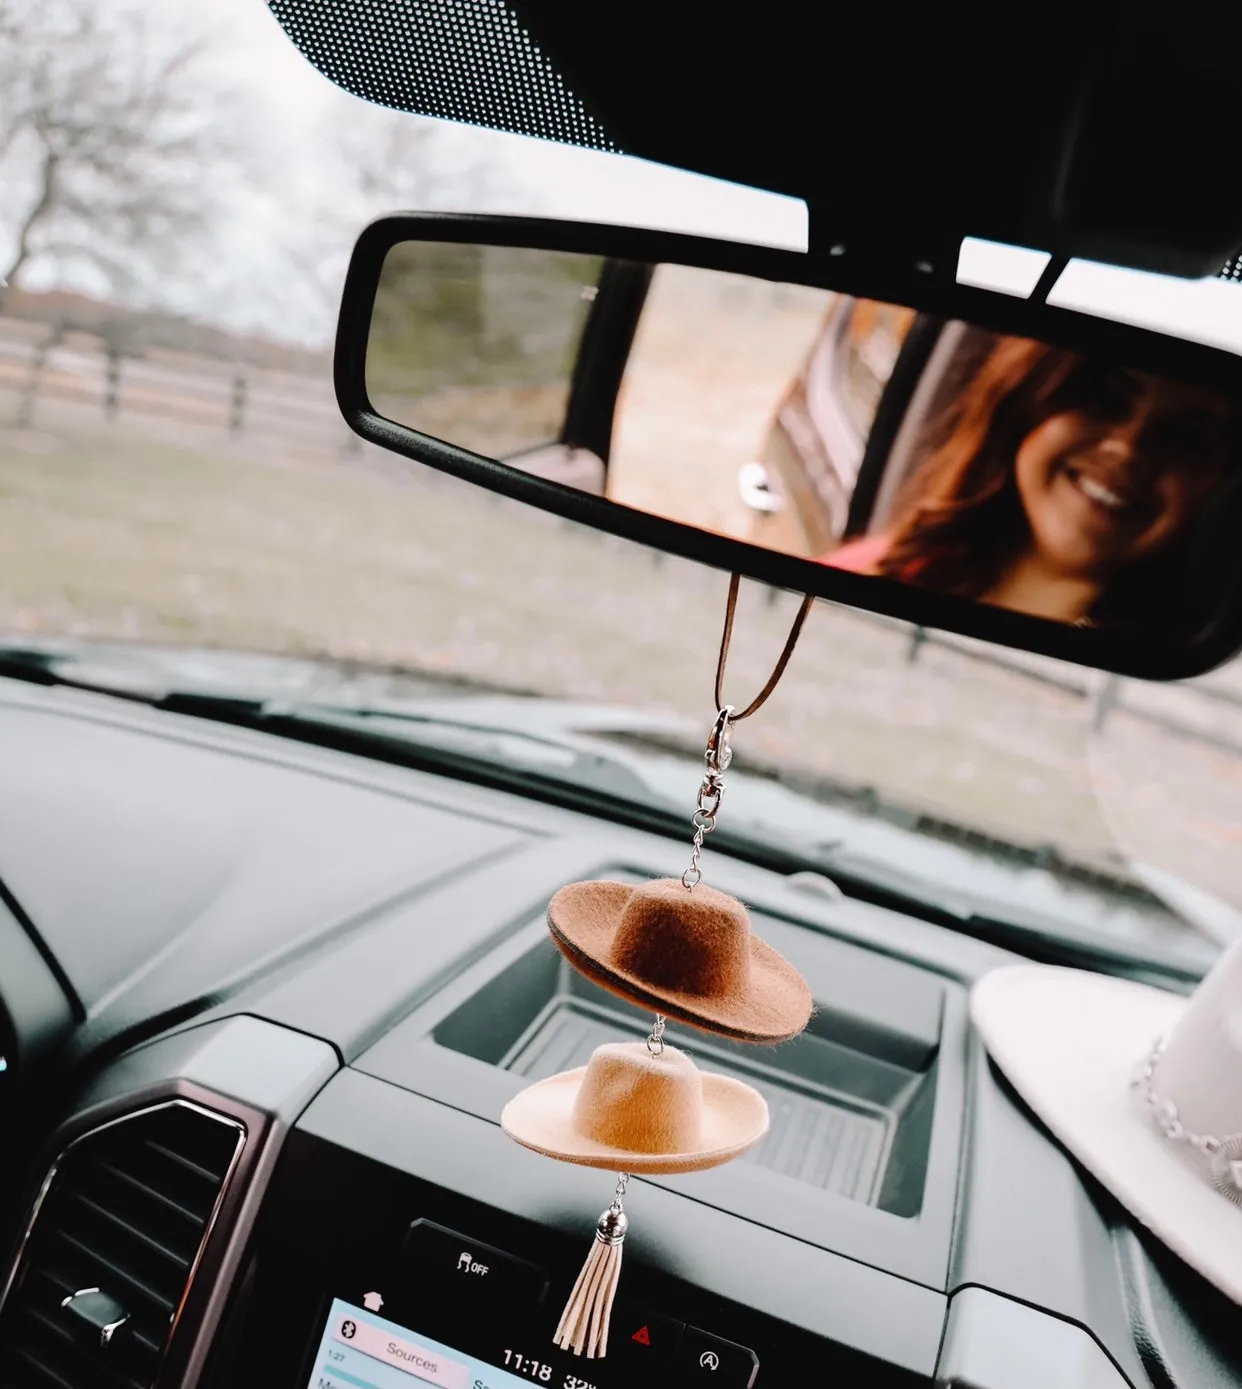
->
874, 332, 1231, 631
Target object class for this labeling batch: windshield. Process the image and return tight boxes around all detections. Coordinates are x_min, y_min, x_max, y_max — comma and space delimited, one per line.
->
1, 0, 1239, 968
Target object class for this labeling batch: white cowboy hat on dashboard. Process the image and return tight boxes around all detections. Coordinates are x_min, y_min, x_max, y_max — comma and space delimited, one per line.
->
971, 940, 1242, 1307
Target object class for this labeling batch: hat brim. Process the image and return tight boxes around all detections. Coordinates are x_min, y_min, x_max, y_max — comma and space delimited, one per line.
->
500, 1065, 770, 1174
972, 964, 1242, 1307
548, 881, 812, 1045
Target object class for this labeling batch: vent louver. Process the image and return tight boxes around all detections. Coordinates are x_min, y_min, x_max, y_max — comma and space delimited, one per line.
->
0, 1101, 243, 1389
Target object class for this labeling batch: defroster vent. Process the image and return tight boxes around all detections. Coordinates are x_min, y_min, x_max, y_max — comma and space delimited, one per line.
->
0, 1100, 244, 1389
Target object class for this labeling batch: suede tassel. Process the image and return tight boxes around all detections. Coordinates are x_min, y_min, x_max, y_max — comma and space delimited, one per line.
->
554, 1203, 627, 1357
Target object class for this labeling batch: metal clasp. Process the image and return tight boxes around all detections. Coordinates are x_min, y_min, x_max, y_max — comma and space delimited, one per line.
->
705, 705, 734, 777
683, 707, 734, 889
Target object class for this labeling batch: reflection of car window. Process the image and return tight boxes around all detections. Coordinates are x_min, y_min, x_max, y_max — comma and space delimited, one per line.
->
607, 264, 831, 536
835, 301, 915, 438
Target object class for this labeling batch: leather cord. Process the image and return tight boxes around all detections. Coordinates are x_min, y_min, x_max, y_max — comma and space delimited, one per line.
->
713, 574, 814, 720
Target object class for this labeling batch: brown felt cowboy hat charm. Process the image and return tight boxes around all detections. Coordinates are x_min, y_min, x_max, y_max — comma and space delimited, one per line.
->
547, 875, 812, 1044
502, 575, 816, 1358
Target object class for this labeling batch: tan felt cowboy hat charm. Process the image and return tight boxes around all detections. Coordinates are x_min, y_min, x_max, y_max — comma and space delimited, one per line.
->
501, 1041, 769, 1355
972, 937, 1242, 1307
501, 575, 816, 1358
502, 1039, 770, 1175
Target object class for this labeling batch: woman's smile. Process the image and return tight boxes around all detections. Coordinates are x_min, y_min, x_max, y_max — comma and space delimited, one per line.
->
1015, 378, 1231, 581
1055, 457, 1156, 530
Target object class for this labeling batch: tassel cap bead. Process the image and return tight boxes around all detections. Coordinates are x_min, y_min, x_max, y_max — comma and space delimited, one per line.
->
596, 1209, 627, 1245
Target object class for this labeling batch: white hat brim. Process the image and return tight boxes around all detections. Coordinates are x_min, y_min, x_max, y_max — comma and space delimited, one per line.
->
972, 964, 1242, 1306
500, 1066, 769, 1175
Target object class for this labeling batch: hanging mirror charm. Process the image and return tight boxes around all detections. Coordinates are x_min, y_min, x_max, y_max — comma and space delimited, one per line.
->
502, 576, 816, 1360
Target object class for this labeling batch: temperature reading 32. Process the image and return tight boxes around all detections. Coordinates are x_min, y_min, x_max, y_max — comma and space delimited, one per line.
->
563, 1378, 597, 1389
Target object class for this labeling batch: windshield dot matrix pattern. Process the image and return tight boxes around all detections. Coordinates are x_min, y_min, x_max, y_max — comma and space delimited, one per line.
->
1220, 256, 1242, 282
267, 0, 617, 151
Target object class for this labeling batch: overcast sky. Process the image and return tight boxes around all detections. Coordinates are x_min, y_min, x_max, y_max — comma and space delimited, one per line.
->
8, 0, 1242, 352
108, 0, 805, 345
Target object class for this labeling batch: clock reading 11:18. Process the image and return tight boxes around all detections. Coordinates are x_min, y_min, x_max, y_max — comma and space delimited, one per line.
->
500, 1350, 552, 1380
497, 1350, 597, 1389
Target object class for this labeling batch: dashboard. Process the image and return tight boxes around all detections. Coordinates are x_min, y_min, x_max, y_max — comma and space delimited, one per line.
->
0, 674, 1238, 1389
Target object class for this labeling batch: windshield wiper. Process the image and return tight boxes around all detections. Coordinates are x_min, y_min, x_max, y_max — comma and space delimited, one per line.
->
806, 844, 1209, 987
265, 703, 677, 810
0, 650, 803, 867
0, 647, 274, 713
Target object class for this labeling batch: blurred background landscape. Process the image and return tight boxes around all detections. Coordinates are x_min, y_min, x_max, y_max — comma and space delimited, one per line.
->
1, 0, 1240, 923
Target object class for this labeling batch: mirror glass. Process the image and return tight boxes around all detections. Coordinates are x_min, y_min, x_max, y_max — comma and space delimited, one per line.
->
368, 242, 1242, 638
368, 242, 604, 475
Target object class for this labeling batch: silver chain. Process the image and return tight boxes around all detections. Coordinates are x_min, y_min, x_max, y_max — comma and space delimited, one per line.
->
1132, 1037, 1242, 1206
1131, 1038, 1222, 1156
609, 1172, 630, 1213
646, 1013, 666, 1056
682, 706, 733, 890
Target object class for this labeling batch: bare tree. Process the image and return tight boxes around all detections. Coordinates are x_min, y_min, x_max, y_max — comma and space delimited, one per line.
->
340, 110, 498, 211
291, 106, 512, 331
284, 109, 472, 330
0, 0, 227, 313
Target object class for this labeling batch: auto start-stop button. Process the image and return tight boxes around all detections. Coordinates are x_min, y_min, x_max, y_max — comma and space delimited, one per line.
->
673, 1326, 760, 1388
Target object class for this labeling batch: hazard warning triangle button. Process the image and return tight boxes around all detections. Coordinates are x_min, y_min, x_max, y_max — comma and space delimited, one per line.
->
613, 1302, 681, 1365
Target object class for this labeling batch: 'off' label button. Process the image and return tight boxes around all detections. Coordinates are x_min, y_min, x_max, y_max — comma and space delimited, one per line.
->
403, 1220, 549, 1308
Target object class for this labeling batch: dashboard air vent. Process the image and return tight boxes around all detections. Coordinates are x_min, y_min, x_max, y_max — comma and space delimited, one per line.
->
0, 1100, 244, 1389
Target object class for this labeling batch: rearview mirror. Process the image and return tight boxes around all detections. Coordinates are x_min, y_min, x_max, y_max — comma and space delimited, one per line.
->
336, 215, 1242, 679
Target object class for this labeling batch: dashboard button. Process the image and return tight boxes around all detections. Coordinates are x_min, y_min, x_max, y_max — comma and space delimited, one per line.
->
403, 1219, 549, 1307
673, 1327, 759, 1388
607, 1301, 682, 1367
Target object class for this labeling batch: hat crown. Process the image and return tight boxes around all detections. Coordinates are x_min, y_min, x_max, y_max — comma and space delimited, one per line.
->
571, 1043, 705, 1154
611, 879, 751, 998
1152, 938, 1242, 1138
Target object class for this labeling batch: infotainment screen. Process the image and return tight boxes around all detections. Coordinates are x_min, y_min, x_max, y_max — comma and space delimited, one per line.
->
306, 1296, 578, 1389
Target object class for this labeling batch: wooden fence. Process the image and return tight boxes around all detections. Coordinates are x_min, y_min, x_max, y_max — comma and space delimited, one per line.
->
0, 318, 353, 457
1, 317, 1240, 755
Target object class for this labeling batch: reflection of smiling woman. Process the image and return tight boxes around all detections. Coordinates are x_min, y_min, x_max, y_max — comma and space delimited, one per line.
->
826, 337, 1234, 629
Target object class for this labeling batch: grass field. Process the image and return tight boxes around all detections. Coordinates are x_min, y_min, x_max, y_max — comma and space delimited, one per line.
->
1, 403, 1240, 916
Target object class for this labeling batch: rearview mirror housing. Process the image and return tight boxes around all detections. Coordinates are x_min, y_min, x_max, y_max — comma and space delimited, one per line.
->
335, 214, 1242, 680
